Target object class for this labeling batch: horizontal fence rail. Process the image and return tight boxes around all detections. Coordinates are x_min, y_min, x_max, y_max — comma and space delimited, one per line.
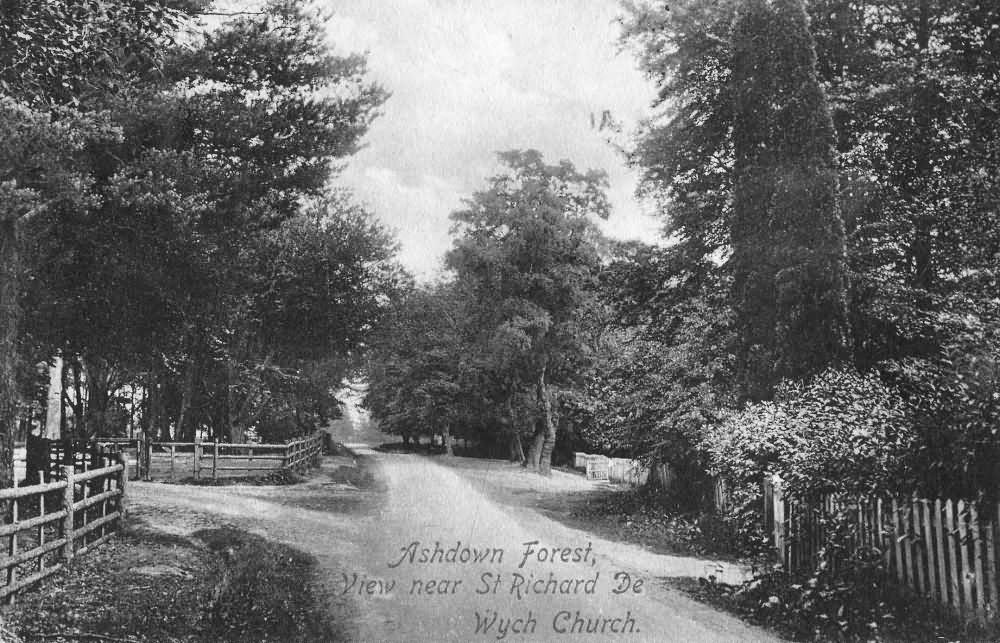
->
0, 455, 126, 603
145, 431, 324, 481
766, 476, 1000, 623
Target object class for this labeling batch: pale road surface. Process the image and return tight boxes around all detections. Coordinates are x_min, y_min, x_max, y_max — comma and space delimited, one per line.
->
127, 409, 785, 643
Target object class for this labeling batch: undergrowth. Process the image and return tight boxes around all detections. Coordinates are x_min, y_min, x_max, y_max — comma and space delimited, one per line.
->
194, 527, 344, 643
676, 564, 1000, 642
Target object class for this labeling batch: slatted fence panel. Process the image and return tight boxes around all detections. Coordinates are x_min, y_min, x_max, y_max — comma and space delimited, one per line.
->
769, 482, 1000, 623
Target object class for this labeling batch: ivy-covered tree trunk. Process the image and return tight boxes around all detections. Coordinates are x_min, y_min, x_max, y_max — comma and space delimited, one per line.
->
731, 0, 850, 401
0, 221, 17, 489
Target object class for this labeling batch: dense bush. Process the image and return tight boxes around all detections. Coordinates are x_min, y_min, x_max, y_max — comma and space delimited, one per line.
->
887, 313, 1000, 500
700, 368, 911, 553
704, 368, 911, 500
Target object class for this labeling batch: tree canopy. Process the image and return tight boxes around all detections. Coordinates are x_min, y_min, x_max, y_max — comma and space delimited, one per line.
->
617, 0, 1000, 500
366, 150, 610, 473
2, 0, 405, 474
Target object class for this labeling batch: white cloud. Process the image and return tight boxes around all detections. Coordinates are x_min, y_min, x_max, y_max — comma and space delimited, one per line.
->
327, 0, 662, 280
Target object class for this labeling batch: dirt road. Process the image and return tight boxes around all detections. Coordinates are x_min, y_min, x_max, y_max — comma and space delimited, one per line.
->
128, 439, 783, 642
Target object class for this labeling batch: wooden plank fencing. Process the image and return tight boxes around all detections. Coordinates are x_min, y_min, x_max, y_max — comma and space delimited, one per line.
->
765, 476, 1000, 622
0, 454, 126, 604
572, 454, 729, 512
145, 431, 324, 481
573, 453, 655, 488
584, 455, 609, 481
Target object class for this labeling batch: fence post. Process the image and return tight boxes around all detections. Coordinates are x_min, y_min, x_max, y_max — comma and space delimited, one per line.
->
98, 457, 108, 541
193, 437, 202, 480
970, 504, 986, 623
7, 476, 19, 604
117, 452, 128, 537
212, 441, 218, 481
62, 464, 75, 561
771, 475, 785, 566
143, 436, 152, 481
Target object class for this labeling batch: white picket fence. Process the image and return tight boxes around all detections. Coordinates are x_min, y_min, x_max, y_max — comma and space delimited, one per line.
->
574, 453, 648, 486
765, 475, 1000, 623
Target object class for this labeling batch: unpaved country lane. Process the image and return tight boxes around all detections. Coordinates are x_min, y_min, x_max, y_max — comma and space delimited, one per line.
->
348, 449, 783, 643
128, 450, 783, 642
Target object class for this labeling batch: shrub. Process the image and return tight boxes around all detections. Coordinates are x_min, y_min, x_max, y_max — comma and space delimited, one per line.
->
196, 528, 340, 643
700, 368, 911, 552
705, 368, 910, 500
886, 316, 1000, 500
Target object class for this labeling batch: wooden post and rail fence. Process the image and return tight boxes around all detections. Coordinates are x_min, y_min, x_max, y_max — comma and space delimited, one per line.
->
0, 431, 325, 603
0, 454, 127, 604
765, 475, 1000, 623
143, 431, 325, 481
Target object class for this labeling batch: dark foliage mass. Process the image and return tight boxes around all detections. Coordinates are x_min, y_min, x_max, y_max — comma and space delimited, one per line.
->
613, 0, 1000, 636
618, 0, 999, 502
1, 0, 406, 472
366, 150, 609, 474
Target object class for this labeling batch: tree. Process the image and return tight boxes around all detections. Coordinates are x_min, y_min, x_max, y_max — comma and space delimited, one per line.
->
239, 195, 408, 441
446, 150, 609, 475
18, 1, 393, 446
1, 0, 195, 486
619, 0, 1000, 504
729, 0, 849, 400
365, 283, 472, 453
595, 241, 734, 503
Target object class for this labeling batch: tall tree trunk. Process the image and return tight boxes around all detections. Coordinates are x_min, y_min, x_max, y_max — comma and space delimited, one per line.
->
83, 357, 112, 438
525, 424, 544, 470
0, 221, 18, 489
44, 355, 63, 439
503, 394, 524, 462
70, 358, 85, 437
140, 378, 150, 438
509, 432, 525, 463
150, 366, 170, 442
536, 362, 556, 476
225, 360, 242, 443
60, 356, 68, 436
128, 385, 137, 439
175, 359, 196, 441
443, 423, 453, 456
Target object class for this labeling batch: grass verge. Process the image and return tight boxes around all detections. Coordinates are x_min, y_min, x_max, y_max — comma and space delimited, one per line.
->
4, 522, 351, 643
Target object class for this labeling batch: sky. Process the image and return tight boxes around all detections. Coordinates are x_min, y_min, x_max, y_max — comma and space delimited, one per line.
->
320, 0, 663, 281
